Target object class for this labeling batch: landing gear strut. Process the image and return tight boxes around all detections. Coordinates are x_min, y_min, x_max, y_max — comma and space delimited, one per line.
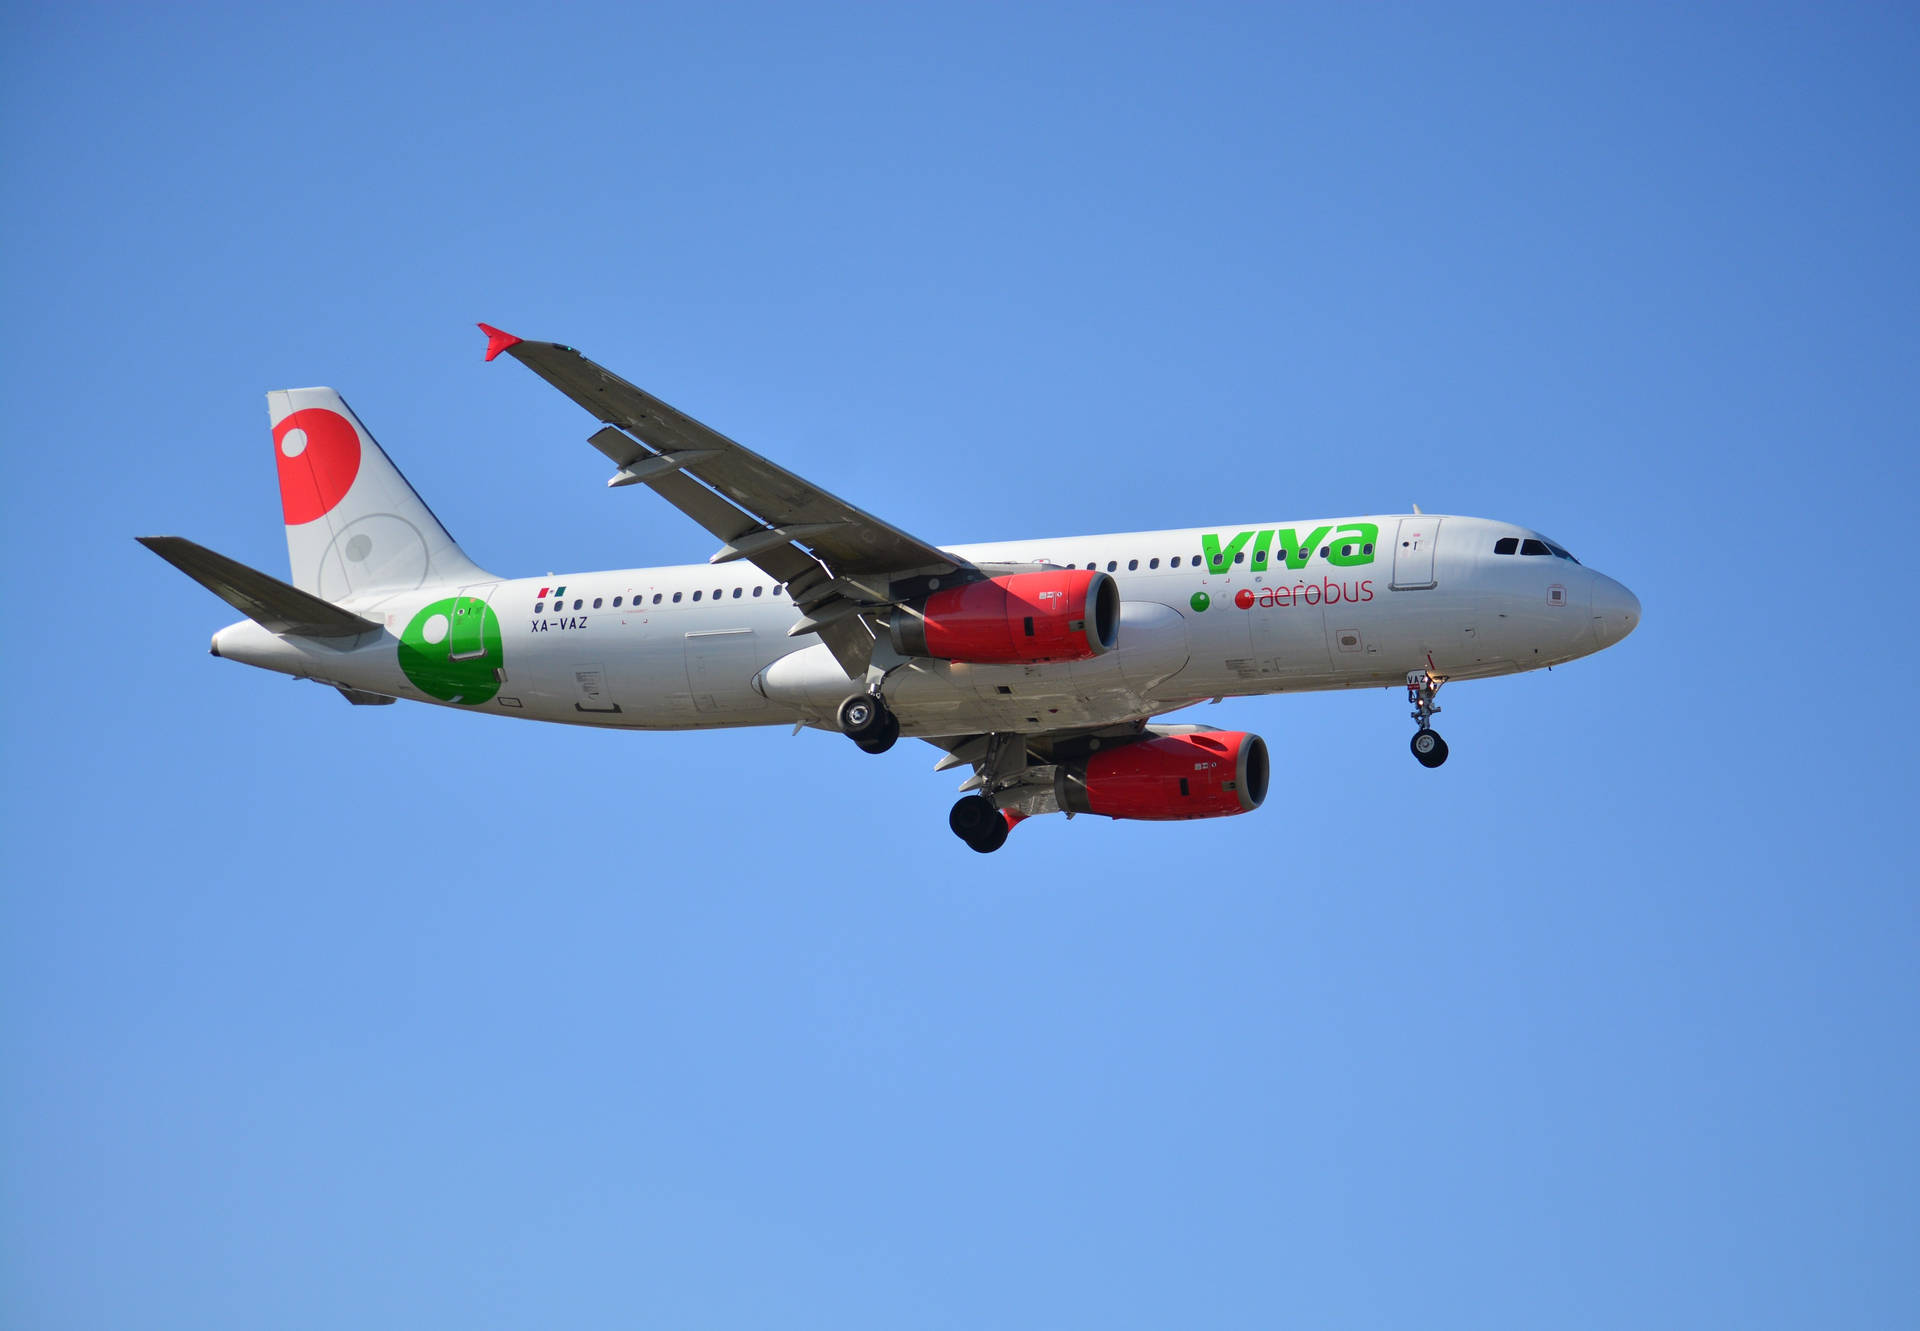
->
1407, 669, 1449, 769
949, 794, 1010, 853
837, 691, 899, 754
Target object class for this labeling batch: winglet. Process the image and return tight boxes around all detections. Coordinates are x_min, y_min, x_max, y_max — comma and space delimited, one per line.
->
478, 323, 523, 362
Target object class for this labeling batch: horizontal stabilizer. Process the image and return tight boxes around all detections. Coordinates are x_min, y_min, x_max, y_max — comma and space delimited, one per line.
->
335, 685, 397, 705
137, 536, 382, 639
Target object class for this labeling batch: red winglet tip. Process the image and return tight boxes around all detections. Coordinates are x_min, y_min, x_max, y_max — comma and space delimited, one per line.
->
478, 323, 523, 362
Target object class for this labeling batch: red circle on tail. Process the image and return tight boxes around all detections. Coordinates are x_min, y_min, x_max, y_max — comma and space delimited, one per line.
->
274, 407, 361, 525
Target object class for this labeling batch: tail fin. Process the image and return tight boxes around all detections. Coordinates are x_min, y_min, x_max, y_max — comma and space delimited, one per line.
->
267, 388, 491, 600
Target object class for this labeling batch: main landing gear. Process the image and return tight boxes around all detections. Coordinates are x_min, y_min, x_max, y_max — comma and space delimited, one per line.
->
836, 694, 1012, 851
949, 794, 1011, 854
1407, 668, 1449, 769
837, 691, 899, 754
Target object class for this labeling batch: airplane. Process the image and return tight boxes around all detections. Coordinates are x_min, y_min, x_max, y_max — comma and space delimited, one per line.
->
141, 324, 1641, 852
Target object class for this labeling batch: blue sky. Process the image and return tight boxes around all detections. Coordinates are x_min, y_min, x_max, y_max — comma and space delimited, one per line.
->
3, 3, 1916, 1326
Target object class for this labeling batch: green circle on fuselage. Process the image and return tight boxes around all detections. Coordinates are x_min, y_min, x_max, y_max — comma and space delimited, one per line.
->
1189, 591, 1211, 612
398, 596, 503, 704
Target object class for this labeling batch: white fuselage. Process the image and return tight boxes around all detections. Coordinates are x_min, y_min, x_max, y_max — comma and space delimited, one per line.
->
210, 514, 1639, 735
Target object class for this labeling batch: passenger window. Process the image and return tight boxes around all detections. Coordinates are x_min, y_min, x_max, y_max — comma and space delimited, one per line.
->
1233, 552, 1244, 564
692, 590, 702, 601
1318, 547, 1329, 559
732, 587, 742, 598
672, 592, 682, 603
612, 596, 622, 607
593, 597, 603, 609
1495, 537, 1519, 555
1364, 543, 1374, 554
1106, 560, 1117, 571
713, 588, 721, 599
653, 593, 662, 604
753, 586, 763, 597
1171, 556, 1181, 568
1521, 539, 1551, 556
573, 599, 583, 610
1149, 558, 1159, 569
534, 601, 544, 613
1128, 559, 1138, 571
1273, 548, 1287, 564
1341, 545, 1352, 557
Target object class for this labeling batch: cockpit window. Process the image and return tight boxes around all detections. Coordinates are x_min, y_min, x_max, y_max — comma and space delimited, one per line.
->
1544, 541, 1579, 563
1494, 537, 1519, 555
1521, 539, 1552, 556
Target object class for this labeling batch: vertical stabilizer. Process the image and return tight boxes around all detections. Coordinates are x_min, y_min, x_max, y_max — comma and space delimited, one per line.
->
267, 388, 490, 599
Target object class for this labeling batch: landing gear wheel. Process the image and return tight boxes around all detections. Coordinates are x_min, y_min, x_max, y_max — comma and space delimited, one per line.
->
949, 795, 1010, 853
1405, 668, 1450, 769
1411, 728, 1449, 768
854, 711, 900, 754
837, 692, 896, 753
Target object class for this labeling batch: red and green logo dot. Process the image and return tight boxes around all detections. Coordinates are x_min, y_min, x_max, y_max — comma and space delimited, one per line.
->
274, 407, 362, 525
398, 596, 503, 704
1189, 591, 1210, 612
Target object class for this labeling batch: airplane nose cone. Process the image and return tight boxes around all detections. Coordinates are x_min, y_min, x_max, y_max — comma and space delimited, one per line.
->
1591, 574, 1640, 649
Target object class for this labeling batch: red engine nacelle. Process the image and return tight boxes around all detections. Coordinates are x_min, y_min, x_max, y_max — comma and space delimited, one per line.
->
891, 569, 1119, 665
1054, 731, 1270, 821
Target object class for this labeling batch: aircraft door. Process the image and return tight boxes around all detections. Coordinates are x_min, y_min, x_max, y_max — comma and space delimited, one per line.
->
1389, 517, 1442, 590
448, 583, 499, 660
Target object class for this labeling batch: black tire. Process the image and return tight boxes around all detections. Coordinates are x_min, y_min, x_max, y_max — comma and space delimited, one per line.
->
837, 692, 889, 742
950, 794, 1007, 851
968, 814, 1010, 853
854, 711, 900, 754
952, 795, 998, 837
1411, 728, 1449, 768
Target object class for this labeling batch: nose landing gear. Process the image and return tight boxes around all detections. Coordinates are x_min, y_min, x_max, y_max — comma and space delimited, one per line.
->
1407, 668, 1449, 768
837, 691, 899, 754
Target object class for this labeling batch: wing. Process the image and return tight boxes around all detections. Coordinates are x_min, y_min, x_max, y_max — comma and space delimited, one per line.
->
480, 325, 969, 676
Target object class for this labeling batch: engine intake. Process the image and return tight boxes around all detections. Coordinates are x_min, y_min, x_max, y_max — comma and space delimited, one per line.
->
891, 569, 1119, 665
1055, 731, 1269, 821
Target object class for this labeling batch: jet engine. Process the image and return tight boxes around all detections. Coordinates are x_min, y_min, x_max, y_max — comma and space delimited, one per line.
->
1054, 731, 1269, 821
890, 569, 1119, 665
